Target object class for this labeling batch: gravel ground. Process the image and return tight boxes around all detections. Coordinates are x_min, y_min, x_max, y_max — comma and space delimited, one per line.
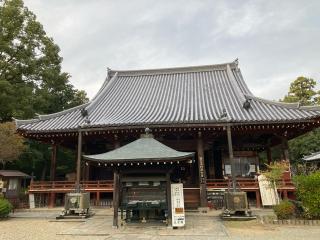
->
1, 209, 319, 240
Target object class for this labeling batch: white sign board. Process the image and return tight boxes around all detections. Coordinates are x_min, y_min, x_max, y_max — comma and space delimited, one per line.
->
258, 175, 279, 206
29, 194, 35, 209
0, 180, 4, 189
171, 183, 185, 227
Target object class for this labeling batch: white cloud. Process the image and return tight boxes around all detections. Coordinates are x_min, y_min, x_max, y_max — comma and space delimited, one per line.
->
24, 0, 320, 100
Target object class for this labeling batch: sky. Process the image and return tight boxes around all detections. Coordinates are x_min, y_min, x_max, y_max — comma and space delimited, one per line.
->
24, 0, 320, 100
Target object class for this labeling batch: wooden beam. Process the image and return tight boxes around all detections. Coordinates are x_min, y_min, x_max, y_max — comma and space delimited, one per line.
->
226, 125, 236, 192
50, 144, 57, 181
197, 131, 207, 207
166, 172, 172, 226
112, 170, 120, 228
76, 131, 82, 191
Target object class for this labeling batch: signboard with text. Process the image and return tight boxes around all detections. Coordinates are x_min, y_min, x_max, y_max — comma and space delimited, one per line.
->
171, 183, 185, 227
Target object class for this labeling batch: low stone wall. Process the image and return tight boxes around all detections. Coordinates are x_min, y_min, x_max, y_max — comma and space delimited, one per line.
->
259, 216, 320, 225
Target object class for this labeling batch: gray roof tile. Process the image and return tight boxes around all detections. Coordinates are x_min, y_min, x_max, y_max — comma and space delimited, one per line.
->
16, 61, 320, 132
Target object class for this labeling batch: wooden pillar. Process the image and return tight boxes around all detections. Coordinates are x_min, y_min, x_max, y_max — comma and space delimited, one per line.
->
197, 132, 207, 207
266, 147, 272, 165
114, 134, 120, 148
50, 144, 57, 181
226, 126, 236, 192
113, 170, 120, 228
166, 172, 172, 226
255, 190, 261, 208
48, 192, 55, 208
112, 136, 120, 228
76, 131, 83, 191
85, 162, 90, 181
96, 191, 100, 206
283, 190, 288, 199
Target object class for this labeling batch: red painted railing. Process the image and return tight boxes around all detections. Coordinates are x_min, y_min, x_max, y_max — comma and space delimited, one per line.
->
29, 180, 114, 192
206, 178, 295, 190
29, 178, 294, 193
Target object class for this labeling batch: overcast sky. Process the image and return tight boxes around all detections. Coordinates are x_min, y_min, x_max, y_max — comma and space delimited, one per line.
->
24, 0, 320, 100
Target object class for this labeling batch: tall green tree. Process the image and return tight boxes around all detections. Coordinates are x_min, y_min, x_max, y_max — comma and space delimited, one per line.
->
281, 76, 320, 165
0, 0, 88, 179
0, 122, 25, 169
0, 0, 88, 121
282, 76, 317, 106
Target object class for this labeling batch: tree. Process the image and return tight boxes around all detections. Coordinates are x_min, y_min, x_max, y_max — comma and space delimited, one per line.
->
281, 76, 320, 165
0, 122, 25, 169
282, 76, 317, 106
0, 0, 88, 179
0, 0, 88, 121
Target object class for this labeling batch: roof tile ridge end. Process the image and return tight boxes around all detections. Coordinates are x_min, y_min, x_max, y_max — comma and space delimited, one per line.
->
244, 94, 302, 109
90, 68, 113, 102
226, 64, 246, 103
85, 72, 119, 112
37, 102, 91, 121
300, 105, 320, 111
14, 117, 40, 129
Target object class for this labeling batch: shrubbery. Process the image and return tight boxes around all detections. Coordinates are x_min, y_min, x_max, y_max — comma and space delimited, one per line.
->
273, 200, 295, 219
0, 197, 13, 218
294, 171, 320, 219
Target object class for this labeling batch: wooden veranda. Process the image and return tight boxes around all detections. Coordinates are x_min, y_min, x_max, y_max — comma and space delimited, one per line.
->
28, 177, 296, 208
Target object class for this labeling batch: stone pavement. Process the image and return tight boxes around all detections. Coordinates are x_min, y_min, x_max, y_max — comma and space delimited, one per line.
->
58, 212, 229, 240
5, 208, 320, 240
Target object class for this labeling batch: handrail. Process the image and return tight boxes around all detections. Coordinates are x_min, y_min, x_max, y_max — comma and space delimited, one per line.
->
29, 180, 114, 192
28, 178, 295, 192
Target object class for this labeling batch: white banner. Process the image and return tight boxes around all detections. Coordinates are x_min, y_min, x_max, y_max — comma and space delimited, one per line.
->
171, 183, 185, 227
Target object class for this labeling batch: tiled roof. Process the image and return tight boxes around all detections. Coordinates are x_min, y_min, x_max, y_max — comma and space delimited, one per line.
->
16, 60, 320, 133
83, 133, 194, 163
0, 170, 30, 178
303, 151, 320, 162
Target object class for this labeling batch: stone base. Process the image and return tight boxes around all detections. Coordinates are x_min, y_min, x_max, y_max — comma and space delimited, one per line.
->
198, 207, 210, 213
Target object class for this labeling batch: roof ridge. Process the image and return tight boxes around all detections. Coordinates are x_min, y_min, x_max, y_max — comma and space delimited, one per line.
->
245, 94, 313, 109
226, 64, 246, 103
109, 61, 237, 76
85, 72, 119, 112
37, 102, 90, 120
14, 118, 40, 128
14, 102, 90, 128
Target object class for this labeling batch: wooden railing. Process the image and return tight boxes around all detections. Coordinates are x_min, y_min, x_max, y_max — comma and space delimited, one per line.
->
29, 180, 114, 192
29, 178, 295, 193
206, 178, 295, 191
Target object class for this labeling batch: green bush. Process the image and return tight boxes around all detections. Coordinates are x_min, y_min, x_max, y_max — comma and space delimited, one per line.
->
273, 200, 295, 219
0, 197, 13, 218
294, 171, 320, 219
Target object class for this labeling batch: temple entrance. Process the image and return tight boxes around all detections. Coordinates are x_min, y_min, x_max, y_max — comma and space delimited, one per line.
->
120, 172, 168, 223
